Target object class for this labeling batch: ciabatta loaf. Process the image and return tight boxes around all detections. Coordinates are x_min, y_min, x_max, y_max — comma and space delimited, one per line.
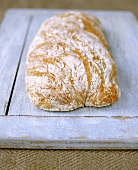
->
26, 11, 120, 111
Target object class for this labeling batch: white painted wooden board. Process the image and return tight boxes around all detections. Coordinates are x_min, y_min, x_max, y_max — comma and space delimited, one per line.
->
0, 9, 138, 149
0, 116, 138, 149
0, 13, 31, 115
9, 10, 138, 116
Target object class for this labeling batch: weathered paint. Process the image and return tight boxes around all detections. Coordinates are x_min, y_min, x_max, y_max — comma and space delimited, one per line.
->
0, 9, 138, 149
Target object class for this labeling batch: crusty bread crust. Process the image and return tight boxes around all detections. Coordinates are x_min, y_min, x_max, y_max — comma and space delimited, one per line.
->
26, 11, 120, 111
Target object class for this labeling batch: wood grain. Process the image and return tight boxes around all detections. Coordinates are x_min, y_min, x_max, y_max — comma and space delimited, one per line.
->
0, 116, 138, 149
0, 12, 30, 115
8, 10, 138, 117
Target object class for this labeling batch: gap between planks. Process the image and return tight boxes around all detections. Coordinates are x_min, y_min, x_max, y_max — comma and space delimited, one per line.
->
0, 13, 32, 116
1, 114, 138, 120
5, 16, 33, 116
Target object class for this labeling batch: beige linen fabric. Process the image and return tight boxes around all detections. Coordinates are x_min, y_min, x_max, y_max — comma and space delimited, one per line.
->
0, 149, 138, 170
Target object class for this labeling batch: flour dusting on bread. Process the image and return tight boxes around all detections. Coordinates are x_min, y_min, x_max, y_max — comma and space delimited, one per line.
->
26, 11, 120, 111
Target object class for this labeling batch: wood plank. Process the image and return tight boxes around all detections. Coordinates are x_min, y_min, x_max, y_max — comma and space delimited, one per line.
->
6, 9, 137, 18
0, 116, 138, 149
9, 11, 138, 116
0, 12, 31, 115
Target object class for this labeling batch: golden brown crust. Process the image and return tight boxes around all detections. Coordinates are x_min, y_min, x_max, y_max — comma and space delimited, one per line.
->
26, 11, 120, 111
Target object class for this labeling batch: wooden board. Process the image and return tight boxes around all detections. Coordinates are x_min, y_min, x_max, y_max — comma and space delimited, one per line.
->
0, 9, 138, 149
0, 13, 31, 115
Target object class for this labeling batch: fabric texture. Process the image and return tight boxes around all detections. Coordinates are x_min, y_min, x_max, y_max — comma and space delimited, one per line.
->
0, 149, 138, 170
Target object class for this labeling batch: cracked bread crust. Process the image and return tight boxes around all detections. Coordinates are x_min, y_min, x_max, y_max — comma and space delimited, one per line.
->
26, 11, 120, 111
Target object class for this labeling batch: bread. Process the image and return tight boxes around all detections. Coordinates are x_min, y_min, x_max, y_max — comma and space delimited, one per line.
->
25, 11, 120, 111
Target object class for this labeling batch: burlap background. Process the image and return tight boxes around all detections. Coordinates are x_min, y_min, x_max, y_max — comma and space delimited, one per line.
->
0, 0, 138, 21
0, 149, 138, 170
0, 0, 138, 169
